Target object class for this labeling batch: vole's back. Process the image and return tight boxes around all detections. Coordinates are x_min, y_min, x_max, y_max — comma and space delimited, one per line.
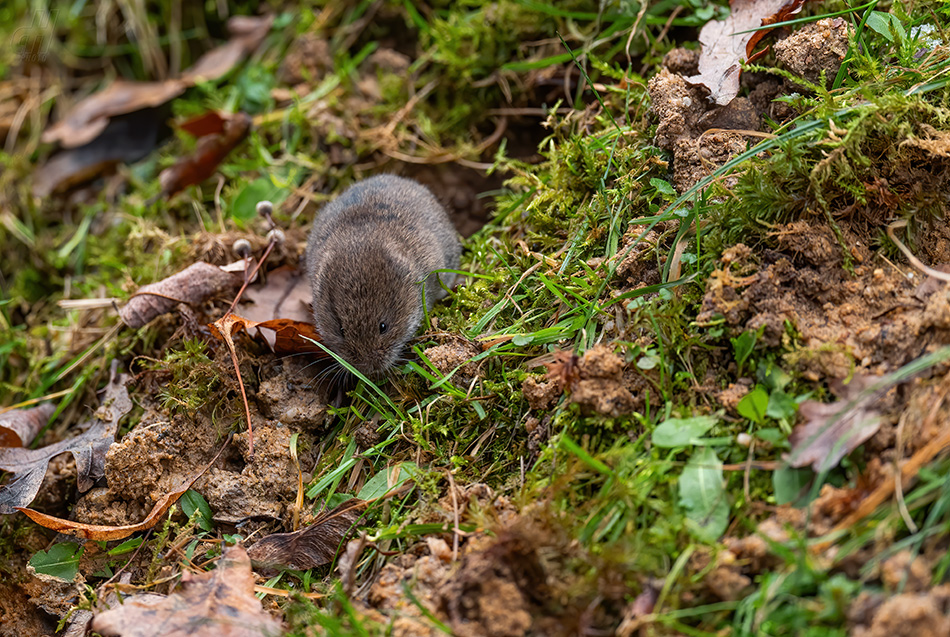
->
307, 175, 459, 303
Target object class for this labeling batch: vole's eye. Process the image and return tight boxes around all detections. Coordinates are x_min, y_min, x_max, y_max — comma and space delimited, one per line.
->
379, 321, 388, 335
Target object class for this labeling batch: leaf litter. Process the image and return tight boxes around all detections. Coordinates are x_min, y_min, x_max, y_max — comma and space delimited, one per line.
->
685, 0, 809, 105
91, 543, 283, 637
0, 366, 131, 514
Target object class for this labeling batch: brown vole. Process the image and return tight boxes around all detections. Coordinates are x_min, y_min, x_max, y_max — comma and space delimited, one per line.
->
307, 175, 461, 377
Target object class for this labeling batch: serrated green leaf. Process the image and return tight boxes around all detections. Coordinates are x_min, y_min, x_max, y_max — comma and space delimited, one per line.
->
652, 415, 719, 448
678, 447, 729, 542
30, 542, 83, 581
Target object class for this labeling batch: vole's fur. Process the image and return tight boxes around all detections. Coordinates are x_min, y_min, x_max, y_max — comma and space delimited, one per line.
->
306, 175, 461, 376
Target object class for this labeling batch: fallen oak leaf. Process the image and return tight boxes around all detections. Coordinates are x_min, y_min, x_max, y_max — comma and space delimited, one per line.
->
92, 543, 282, 637
785, 375, 882, 474
685, 0, 808, 105
16, 434, 231, 541
119, 261, 243, 329
0, 403, 55, 448
158, 111, 252, 198
247, 499, 367, 571
0, 369, 131, 514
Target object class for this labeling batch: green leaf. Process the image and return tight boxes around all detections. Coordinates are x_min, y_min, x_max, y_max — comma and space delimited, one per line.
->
766, 389, 799, 421
649, 177, 677, 198
180, 489, 214, 532
357, 462, 418, 500
30, 543, 83, 581
865, 11, 905, 43
731, 330, 758, 373
512, 334, 533, 347
737, 386, 769, 424
773, 466, 814, 505
678, 447, 729, 542
107, 537, 143, 556
652, 415, 719, 448
230, 177, 288, 221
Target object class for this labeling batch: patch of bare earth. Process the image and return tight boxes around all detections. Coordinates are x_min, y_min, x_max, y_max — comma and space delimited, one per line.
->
649, 18, 850, 192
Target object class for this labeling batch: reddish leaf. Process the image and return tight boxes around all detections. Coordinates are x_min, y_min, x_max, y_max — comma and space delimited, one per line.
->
119, 262, 243, 329
686, 0, 808, 105
0, 403, 55, 448
0, 370, 131, 514
91, 543, 282, 637
176, 111, 228, 138
158, 112, 252, 197
257, 319, 326, 356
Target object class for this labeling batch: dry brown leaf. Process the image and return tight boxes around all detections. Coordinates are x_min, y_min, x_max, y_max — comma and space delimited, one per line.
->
41, 80, 186, 148
786, 376, 882, 473
0, 370, 131, 514
257, 319, 326, 356
17, 435, 229, 540
181, 15, 275, 84
91, 543, 283, 637
40, 14, 271, 151
208, 313, 258, 455
247, 499, 366, 570
119, 262, 242, 329
159, 111, 252, 197
33, 109, 165, 197
0, 403, 55, 448
686, 0, 808, 105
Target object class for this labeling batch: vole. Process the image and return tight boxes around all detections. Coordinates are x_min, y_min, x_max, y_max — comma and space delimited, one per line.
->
307, 175, 461, 377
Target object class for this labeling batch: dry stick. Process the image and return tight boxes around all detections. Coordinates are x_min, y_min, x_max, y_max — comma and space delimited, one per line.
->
219, 238, 278, 457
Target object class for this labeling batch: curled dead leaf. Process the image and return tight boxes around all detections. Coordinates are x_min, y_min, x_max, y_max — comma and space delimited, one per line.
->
17, 434, 229, 540
119, 262, 243, 329
0, 402, 55, 448
181, 15, 275, 84
159, 111, 252, 198
41, 80, 186, 148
